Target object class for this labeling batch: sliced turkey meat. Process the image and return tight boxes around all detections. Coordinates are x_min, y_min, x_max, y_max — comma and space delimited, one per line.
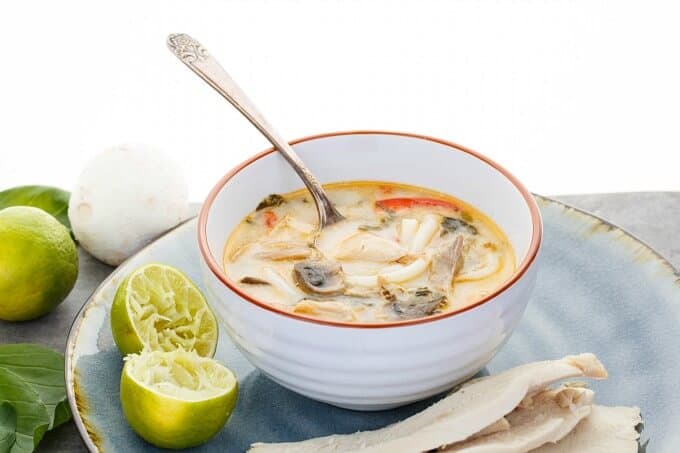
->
442, 384, 594, 452
532, 405, 641, 453
248, 354, 607, 453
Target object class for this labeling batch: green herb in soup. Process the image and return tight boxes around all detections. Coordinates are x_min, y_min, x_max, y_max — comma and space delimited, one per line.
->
222, 181, 516, 323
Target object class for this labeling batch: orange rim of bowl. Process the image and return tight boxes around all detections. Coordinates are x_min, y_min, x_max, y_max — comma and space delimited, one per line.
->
198, 130, 542, 329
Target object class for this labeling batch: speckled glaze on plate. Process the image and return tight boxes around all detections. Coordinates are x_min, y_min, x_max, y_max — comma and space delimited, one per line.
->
65, 196, 679, 452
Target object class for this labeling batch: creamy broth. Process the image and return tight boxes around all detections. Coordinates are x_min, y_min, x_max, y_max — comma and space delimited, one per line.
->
223, 182, 516, 323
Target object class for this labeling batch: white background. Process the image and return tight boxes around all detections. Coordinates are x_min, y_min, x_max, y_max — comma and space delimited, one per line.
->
1, 0, 678, 201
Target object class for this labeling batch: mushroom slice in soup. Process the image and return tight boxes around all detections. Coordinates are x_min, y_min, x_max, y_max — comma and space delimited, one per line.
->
382, 285, 445, 319
335, 231, 407, 262
429, 235, 464, 294
293, 260, 346, 296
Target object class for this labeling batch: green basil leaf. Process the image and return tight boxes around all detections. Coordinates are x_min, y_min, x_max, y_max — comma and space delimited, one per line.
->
51, 402, 71, 431
0, 345, 70, 430
0, 402, 16, 453
0, 186, 71, 231
0, 369, 50, 453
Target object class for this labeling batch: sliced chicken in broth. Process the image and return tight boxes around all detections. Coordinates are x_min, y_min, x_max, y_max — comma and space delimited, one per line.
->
223, 182, 515, 323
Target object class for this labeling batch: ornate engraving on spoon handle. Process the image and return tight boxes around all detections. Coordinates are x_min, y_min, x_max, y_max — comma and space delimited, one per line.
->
167, 33, 208, 63
166, 33, 344, 227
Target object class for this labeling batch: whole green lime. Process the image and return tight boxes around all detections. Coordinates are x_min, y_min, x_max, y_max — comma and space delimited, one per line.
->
0, 206, 78, 321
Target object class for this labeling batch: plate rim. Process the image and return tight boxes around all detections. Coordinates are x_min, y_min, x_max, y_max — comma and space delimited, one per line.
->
64, 195, 680, 452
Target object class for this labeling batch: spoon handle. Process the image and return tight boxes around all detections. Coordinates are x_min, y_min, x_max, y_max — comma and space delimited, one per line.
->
166, 33, 344, 227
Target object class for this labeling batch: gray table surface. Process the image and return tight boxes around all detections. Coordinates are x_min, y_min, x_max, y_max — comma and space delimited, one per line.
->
1, 192, 678, 452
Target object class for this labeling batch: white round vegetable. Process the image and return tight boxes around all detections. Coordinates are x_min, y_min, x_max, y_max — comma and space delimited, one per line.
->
68, 144, 189, 265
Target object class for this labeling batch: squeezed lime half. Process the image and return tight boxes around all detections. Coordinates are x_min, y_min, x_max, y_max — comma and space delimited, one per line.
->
120, 350, 238, 448
111, 263, 218, 357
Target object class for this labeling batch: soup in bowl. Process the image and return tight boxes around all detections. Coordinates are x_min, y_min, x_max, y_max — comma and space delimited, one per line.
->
199, 131, 541, 410
223, 182, 516, 323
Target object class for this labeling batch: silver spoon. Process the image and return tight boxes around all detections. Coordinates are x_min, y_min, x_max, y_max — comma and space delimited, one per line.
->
166, 33, 344, 229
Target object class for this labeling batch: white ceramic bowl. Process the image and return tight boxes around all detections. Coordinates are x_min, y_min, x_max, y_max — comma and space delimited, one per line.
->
199, 131, 542, 411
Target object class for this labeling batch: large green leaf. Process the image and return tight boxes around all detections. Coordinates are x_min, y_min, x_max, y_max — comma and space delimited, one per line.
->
0, 345, 70, 430
0, 370, 49, 453
0, 402, 16, 453
0, 186, 71, 231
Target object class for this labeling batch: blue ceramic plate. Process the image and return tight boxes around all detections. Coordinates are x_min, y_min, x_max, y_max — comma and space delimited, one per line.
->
65, 196, 679, 452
